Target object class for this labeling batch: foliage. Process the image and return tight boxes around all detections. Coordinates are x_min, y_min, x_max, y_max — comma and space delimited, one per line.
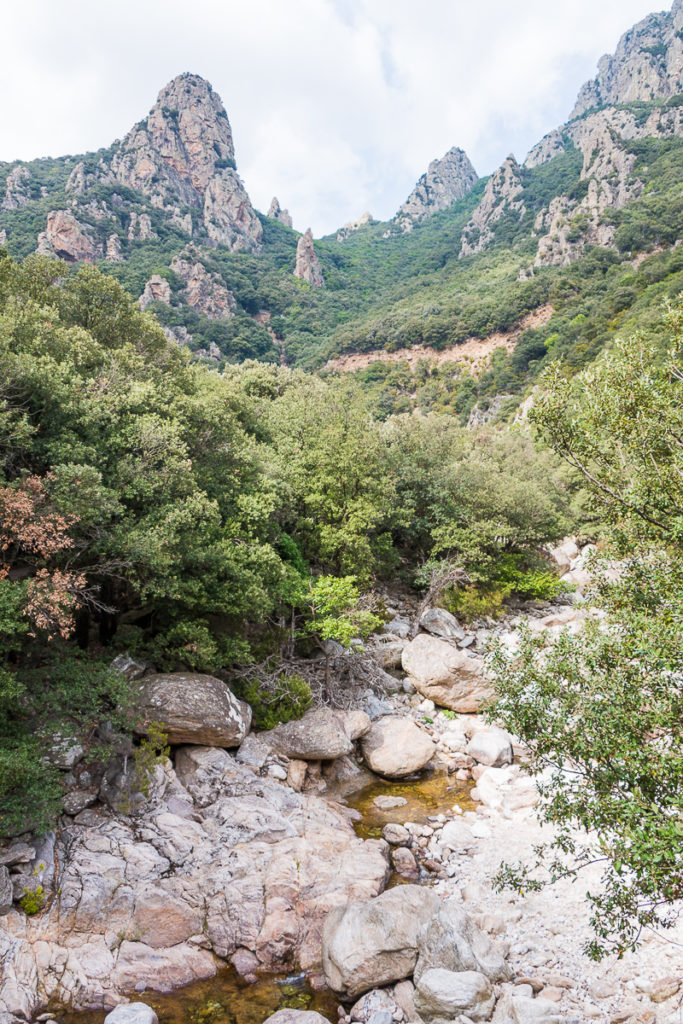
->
233, 673, 313, 731
491, 305, 683, 956
133, 722, 170, 797
303, 576, 382, 648
20, 884, 46, 916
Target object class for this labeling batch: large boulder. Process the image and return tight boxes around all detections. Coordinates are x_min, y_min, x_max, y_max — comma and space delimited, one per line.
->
322, 885, 440, 999
465, 728, 513, 767
473, 766, 538, 813
360, 718, 435, 779
401, 635, 492, 712
134, 673, 251, 747
414, 899, 509, 983
414, 969, 495, 1024
261, 709, 370, 760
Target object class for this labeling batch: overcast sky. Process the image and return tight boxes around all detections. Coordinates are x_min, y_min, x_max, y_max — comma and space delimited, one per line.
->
2, 0, 666, 234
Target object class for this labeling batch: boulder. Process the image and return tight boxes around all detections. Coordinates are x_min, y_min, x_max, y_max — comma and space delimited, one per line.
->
547, 538, 579, 572
350, 989, 397, 1023
438, 821, 475, 852
474, 766, 538, 812
419, 608, 465, 640
104, 1004, 159, 1024
263, 1014, 332, 1024
322, 884, 440, 999
508, 994, 563, 1023
360, 718, 435, 779
402, 635, 492, 712
465, 728, 513, 767
414, 969, 495, 1024
391, 847, 418, 879
370, 640, 406, 670
134, 673, 251, 747
262, 709, 370, 760
414, 899, 509, 983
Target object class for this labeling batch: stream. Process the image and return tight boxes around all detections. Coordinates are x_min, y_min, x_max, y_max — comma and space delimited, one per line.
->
58, 770, 473, 1024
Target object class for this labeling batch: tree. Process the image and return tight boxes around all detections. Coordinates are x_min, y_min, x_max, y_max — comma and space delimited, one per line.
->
491, 305, 683, 958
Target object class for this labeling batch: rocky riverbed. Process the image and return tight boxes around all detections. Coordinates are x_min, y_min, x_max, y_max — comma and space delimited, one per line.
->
1, 547, 681, 1024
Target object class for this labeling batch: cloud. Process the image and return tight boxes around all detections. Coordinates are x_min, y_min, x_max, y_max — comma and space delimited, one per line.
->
0, 0, 663, 233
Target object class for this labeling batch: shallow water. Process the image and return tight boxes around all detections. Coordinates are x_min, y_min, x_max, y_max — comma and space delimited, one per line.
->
56, 770, 471, 1024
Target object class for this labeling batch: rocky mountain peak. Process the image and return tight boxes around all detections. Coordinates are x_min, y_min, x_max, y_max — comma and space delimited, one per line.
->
571, 0, 683, 117
396, 147, 478, 228
267, 197, 293, 228
459, 155, 525, 258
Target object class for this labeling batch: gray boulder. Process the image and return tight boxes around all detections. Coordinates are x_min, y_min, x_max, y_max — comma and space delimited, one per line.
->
414, 899, 510, 983
414, 968, 495, 1023
263, 1014, 332, 1024
134, 673, 251, 747
262, 709, 370, 760
466, 728, 513, 767
419, 608, 465, 640
402, 635, 492, 712
104, 1004, 159, 1024
322, 884, 440, 999
360, 717, 435, 778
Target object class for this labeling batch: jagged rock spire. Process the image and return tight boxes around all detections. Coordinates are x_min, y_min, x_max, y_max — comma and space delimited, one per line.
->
294, 229, 324, 287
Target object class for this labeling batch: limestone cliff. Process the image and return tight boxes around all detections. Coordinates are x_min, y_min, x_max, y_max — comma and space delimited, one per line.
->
572, 0, 683, 117
294, 228, 324, 287
459, 156, 525, 258
111, 73, 262, 253
396, 147, 478, 227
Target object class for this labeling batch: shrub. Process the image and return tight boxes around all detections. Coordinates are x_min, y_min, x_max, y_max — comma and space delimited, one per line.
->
234, 673, 313, 731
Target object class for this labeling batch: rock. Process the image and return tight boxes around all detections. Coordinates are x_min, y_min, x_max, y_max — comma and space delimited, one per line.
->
264, 1014, 332, 1024
262, 709, 369, 761
0, 843, 35, 866
170, 253, 236, 318
460, 155, 525, 258
370, 640, 407, 670
360, 718, 435, 778
649, 977, 680, 1003
414, 969, 495, 1024
508, 994, 563, 1023
104, 1004, 159, 1024
106, 234, 124, 262
350, 989, 397, 1023
322, 884, 440, 999
235, 734, 271, 770
414, 899, 510, 983
419, 608, 465, 640
37, 210, 102, 262
287, 759, 308, 792
0, 866, 12, 914
373, 796, 407, 810
128, 212, 156, 241
46, 733, 84, 770
547, 538, 579, 572
294, 229, 324, 287
62, 787, 98, 816
384, 617, 411, 638
134, 673, 251, 747
382, 824, 410, 846
267, 197, 294, 229
2, 166, 31, 210
337, 212, 373, 240
473, 766, 538, 812
465, 729, 513, 768
438, 821, 475, 852
402, 635, 492, 712
138, 275, 171, 310
391, 847, 418, 879
392, 980, 418, 1022
111, 652, 150, 681
396, 148, 478, 226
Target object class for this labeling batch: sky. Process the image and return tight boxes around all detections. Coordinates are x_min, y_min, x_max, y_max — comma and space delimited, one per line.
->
1, 0, 666, 235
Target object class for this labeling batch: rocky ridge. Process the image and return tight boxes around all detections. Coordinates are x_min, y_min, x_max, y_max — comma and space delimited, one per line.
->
396, 148, 479, 229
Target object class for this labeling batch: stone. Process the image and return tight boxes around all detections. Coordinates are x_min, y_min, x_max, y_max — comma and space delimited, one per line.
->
0, 865, 12, 914
649, 977, 680, 1003
396, 148, 478, 225
414, 969, 495, 1024
370, 641, 406, 670
438, 821, 476, 851
62, 787, 98, 816
414, 899, 509, 983
111, 653, 149, 681
267, 197, 294, 229
459, 155, 525, 258
509, 994, 563, 1023
37, 210, 102, 262
373, 796, 407, 810
350, 989, 397, 1023
465, 729, 513, 768
2, 166, 31, 210
133, 673, 251, 747
419, 608, 465, 640
474, 766, 538, 812
262, 709, 369, 760
294, 229, 324, 287
264, 1014, 332, 1024
360, 718, 435, 779
46, 733, 85, 770
402, 635, 492, 712
106, 234, 124, 262
391, 847, 418, 878
547, 538, 579, 572
235, 734, 271, 769
0, 843, 35, 866
382, 824, 410, 846
104, 1003, 159, 1024
138, 275, 171, 310
322, 884, 440, 999
170, 253, 236, 318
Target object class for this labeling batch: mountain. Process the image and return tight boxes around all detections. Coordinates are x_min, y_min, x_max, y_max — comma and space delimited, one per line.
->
1, 1, 683, 422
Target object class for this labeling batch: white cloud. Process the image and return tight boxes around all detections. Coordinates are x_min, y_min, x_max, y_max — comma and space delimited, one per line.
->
0, 0, 665, 233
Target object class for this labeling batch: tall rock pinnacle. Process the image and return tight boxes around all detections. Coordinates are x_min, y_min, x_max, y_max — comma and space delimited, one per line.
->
294, 229, 324, 287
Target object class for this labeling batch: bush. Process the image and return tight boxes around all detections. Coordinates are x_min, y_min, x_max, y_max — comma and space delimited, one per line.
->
234, 673, 313, 731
